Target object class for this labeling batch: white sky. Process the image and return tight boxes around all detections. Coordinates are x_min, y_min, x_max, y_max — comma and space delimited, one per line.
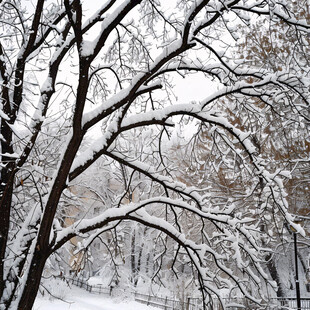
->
173, 73, 219, 103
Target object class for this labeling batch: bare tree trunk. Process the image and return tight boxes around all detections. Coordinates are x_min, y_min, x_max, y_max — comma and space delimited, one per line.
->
15, 59, 89, 309
131, 229, 136, 285
0, 55, 15, 299
0, 133, 15, 300
0, 180, 13, 300
266, 254, 285, 298
15, 250, 49, 310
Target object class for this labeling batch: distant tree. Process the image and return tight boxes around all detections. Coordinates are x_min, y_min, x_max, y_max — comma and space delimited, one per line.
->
233, 1, 310, 296
0, 1, 309, 309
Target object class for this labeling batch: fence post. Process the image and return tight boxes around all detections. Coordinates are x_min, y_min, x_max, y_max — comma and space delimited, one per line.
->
110, 285, 114, 296
187, 297, 190, 310
165, 296, 167, 310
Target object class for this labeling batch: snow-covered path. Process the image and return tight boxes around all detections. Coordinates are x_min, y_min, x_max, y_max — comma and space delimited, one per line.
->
34, 286, 157, 310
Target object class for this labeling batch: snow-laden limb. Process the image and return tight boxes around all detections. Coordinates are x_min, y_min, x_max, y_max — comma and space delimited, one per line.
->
129, 209, 263, 308
70, 103, 302, 274
74, 85, 300, 237
232, 0, 310, 32
73, 59, 309, 181
156, 52, 268, 85
81, 0, 237, 131
195, 110, 303, 235
51, 196, 252, 246
80, 1, 140, 58
51, 196, 270, 307
81, 81, 163, 130
80, 38, 191, 129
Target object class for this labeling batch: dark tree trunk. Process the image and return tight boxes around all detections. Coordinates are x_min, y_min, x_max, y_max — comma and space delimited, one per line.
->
131, 229, 136, 285
15, 135, 84, 310
0, 126, 15, 300
266, 254, 285, 298
15, 249, 49, 310
15, 60, 90, 310
0, 179, 13, 301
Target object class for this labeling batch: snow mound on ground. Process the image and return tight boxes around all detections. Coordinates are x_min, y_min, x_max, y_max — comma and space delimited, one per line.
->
40, 277, 71, 301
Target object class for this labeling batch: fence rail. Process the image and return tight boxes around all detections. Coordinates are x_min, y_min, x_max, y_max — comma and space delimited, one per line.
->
67, 277, 310, 310
275, 297, 310, 309
67, 277, 202, 309
69, 277, 111, 295
133, 292, 202, 310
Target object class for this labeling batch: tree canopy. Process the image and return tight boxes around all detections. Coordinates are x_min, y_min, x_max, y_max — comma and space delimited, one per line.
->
0, 1, 309, 309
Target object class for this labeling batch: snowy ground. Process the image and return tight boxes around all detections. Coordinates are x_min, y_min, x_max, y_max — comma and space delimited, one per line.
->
34, 286, 158, 310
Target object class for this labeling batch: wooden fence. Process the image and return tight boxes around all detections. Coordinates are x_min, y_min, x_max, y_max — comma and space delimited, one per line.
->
275, 297, 310, 309
68, 277, 203, 309
69, 277, 111, 295
67, 277, 310, 310
133, 292, 202, 310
